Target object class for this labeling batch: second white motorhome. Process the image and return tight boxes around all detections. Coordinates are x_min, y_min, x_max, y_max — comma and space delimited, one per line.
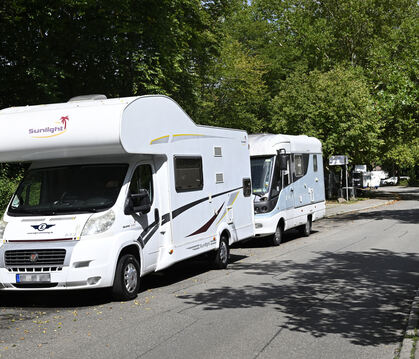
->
0, 95, 254, 300
249, 134, 325, 245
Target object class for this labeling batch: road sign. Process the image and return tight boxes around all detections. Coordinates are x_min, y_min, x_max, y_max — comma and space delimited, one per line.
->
329, 155, 348, 166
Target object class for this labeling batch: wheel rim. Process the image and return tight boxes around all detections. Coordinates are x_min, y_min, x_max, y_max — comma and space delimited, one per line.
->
219, 241, 228, 263
124, 263, 138, 293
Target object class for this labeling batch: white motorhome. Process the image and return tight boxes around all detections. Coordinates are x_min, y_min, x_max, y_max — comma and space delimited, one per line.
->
0, 95, 254, 300
249, 134, 325, 245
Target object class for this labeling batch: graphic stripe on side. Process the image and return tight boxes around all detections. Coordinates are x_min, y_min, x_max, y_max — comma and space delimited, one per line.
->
186, 203, 224, 237
216, 191, 240, 225
136, 187, 242, 247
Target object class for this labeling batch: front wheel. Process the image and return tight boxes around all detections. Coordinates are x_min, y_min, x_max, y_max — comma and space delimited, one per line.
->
270, 223, 283, 246
112, 254, 140, 301
210, 235, 230, 269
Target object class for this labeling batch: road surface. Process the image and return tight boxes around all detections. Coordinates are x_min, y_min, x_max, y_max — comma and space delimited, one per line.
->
0, 187, 418, 358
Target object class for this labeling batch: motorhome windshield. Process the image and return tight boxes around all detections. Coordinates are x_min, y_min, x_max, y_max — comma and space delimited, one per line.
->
8, 164, 128, 216
251, 156, 275, 196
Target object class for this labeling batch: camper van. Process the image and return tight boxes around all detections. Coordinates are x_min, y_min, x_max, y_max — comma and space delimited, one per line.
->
249, 134, 325, 246
0, 95, 254, 300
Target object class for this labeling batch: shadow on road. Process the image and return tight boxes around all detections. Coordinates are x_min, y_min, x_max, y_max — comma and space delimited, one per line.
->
329, 207, 419, 225
179, 249, 419, 346
141, 253, 247, 291
0, 253, 248, 309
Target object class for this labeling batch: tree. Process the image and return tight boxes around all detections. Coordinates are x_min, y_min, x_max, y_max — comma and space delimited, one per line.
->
270, 66, 382, 164
200, 36, 268, 133
0, 0, 220, 115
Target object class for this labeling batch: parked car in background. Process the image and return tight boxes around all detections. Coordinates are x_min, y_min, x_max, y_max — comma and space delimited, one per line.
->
381, 177, 398, 185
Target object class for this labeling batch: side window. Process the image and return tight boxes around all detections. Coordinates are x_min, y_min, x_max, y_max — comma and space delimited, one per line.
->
174, 157, 203, 192
295, 155, 303, 177
283, 155, 291, 186
129, 164, 153, 203
313, 155, 318, 172
13, 173, 42, 208
293, 154, 310, 181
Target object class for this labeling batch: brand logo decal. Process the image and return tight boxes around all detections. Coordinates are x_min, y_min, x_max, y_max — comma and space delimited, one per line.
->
31, 223, 55, 231
28, 115, 70, 138
29, 253, 39, 263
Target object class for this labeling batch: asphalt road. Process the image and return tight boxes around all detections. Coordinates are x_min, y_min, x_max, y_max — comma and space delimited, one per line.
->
1, 187, 418, 359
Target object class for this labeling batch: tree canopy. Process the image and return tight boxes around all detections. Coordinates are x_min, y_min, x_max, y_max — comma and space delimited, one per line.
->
0, 0, 418, 172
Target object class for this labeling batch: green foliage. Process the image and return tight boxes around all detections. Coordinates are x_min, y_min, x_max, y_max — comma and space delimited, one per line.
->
270, 66, 382, 163
0, 0, 417, 180
200, 37, 268, 133
0, 0, 219, 115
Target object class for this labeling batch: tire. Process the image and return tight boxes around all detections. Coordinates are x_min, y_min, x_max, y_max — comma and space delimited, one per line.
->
112, 254, 140, 301
300, 217, 312, 237
270, 223, 283, 246
210, 235, 230, 269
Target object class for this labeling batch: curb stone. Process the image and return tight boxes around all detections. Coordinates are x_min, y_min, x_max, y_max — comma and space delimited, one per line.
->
399, 289, 419, 359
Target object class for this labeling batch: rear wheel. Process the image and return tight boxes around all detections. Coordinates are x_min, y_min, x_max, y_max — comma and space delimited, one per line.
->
210, 235, 230, 269
300, 216, 312, 237
112, 254, 140, 301
270, 223, 283, 246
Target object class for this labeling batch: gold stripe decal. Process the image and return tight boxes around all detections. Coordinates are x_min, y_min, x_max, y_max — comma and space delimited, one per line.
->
150, 135, 170, 145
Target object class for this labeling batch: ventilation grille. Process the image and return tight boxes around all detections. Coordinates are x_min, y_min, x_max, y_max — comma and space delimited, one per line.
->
214, 147, 222, 157
216, 173, 224, 183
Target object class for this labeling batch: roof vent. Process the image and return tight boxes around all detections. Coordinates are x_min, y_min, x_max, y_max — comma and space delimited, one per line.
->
68, 94, 107, 102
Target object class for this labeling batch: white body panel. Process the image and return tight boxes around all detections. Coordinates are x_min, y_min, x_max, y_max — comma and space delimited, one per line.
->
249, 133, 325, 237
0, 96, 254, 291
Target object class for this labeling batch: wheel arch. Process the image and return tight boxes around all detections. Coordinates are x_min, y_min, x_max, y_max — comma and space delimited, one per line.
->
112, 242, 143, 285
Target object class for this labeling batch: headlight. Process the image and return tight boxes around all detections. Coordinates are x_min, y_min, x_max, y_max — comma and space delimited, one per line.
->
81, 210, 115, 237
0, 219, 7, 240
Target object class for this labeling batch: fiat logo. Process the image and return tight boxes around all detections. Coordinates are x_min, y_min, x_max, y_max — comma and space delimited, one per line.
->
29, 253, 39, 263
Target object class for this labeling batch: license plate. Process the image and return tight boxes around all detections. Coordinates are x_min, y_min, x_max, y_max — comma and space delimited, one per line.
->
16, 273, 51, 283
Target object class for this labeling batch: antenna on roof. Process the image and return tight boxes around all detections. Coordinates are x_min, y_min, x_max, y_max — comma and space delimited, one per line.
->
68, 94, 107, 102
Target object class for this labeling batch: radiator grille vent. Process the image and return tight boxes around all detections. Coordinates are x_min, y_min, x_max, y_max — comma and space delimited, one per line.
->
5, 249, 66, 267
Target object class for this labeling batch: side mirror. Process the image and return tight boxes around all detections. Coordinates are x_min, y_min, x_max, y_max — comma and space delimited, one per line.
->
124, 189, 151, 215
278, 150, 287, 171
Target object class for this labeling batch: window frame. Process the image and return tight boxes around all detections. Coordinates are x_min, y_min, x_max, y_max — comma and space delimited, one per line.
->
174, 156, 204, 193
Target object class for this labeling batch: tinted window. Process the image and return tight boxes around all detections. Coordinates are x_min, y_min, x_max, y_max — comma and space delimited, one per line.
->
175, 157, 203, 192
313, 155, 318, 172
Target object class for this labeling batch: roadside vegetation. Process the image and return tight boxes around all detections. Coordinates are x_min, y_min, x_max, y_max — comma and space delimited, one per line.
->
0, 0, 417, 214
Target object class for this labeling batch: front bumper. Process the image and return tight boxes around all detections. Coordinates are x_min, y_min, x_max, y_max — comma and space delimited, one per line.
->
0, 238, 116, 290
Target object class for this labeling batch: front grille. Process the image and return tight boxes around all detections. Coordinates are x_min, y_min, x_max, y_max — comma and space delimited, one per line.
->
5, 249, 66, 267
